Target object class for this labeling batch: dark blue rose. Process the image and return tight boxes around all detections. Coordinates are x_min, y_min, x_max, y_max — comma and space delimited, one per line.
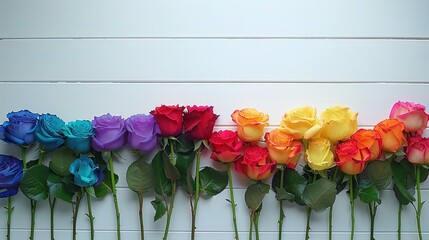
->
0, 110, 39, 146
62, 120, 94, 153
69, 156, 102, 187
35, 114, 65, 151
0, 155, 23, 198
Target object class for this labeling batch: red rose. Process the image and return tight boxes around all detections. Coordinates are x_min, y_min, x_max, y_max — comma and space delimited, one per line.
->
235, 145, 275, 180
183, 106, 219, 140
150, 105, 185, 137
209, 130, 243, 162
335, 139, 371, 175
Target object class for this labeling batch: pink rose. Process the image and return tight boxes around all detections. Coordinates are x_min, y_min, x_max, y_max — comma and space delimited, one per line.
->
406, 135, 429, 165
390, 101, 429, 134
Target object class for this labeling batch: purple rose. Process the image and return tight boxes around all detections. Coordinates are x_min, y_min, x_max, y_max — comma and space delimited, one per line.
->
126, 114, 160, 152
91, 114, 126, 151
0, 110, 38, 146
0, 154, 23, 198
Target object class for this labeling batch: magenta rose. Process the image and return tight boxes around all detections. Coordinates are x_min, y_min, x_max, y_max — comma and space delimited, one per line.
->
91, 114, 127, 151
126, 114, 160, 152
390, 101, 429, 134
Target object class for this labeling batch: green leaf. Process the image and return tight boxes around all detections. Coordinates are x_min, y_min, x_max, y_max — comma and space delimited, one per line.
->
163, 155, 180, 181
358, 181, 380, 203
419, 166, 429, 183
272, 168, 307, 203
394, 150, 406, 157
245, 182, 270, 212
391, 161, 416, 204
126, 159, 153, 193
176, 135, 195, 154
151, 198, 167, 221
20, 165, 50, 201
93, 169, 118, 199
274, 187, 294, 201
302, 178, 337, 212
49, 147, 76, 177
152, 151, 172, 198
199, 167, 228, 197
175, 151, 196, 194
47, 173, 73, 203
359, 160, 392, 191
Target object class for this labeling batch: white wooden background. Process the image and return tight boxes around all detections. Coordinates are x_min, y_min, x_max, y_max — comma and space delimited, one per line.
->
1, 1, 429, 239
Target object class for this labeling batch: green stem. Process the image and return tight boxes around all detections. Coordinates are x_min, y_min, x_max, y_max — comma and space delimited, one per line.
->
254, 212, 260, 240
138, 193, 144, 240
416, 165, 423, 240
49, 196, 56, 240
368, 202, 376, 240
163, 139, 177, 240
38, 150, 46, 165
278, 167, 285, 240
227, 163, 240, 240
30, 201, 37, 240
7, 197, 12, 240
305, 207, 312, 240
72, 195, 82, 240
107, 154, 121, 240
249, 215, 253, 240
349, 178, 355, 240
329, 205, 333, 240
21, 147, 27, 169
398, 203, 402, 240
191, 146, 202, 240
163, 182, 176, 240
85, 189, 94, 240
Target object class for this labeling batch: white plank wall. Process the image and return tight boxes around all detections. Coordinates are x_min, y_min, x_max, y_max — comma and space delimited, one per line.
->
1, 0, 429, 239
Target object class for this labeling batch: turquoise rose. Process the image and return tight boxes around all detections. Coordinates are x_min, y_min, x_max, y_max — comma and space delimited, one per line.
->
63, 120, 94, 153
35, 114, 65, 151
69, 156, 101, 187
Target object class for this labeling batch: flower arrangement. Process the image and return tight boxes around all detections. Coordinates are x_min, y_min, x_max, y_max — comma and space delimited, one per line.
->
0, 100, 427, 240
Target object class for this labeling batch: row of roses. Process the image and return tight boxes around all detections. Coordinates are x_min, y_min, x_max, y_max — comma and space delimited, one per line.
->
0, 101, 428, 240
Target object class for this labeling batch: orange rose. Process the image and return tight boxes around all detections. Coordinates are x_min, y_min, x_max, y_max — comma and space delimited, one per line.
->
335, 139, 371, 175
264, 129, 302, 168
231, 108, 269, 142
350, 129, 382, 160
374, 119, 407, 153
235, 145, 275, 180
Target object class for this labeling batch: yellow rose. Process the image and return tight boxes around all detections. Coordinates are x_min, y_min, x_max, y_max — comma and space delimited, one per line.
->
305, 138, 334, 171
320, 106, 358, 142
279, 106, 322, 139
231, 108, 269, 142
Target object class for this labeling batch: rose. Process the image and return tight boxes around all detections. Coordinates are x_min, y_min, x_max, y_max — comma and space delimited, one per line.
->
235, 145, 275, 180
374, 119, 407, 153
209, 130, 243, 162
406, 135, 429, 164
35, 114, 65, 151
0, 155, 23, 198
264, 129, 302, 168
305, 138, 334, 171
62, 120, 94, 153
69, 156, 104, 187
150, 105, 185, 137
335, 139, 371, 175
0, 110, 38, 146
350, 129, 382, 161
231, 108, 269, 142
321, 106, 358, 142
390, 101, 429, 134
183, 106, 219, 140
126, 114, 160, 152
279, 106, 322, 139
91, 114, 127, 151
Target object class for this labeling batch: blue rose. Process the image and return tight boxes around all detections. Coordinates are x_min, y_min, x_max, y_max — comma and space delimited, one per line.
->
62, 120, 94, 153
69, 156, 102, 187
35, 114, 65, 151
0, 110, 39, 146
0, 154, 23, 198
